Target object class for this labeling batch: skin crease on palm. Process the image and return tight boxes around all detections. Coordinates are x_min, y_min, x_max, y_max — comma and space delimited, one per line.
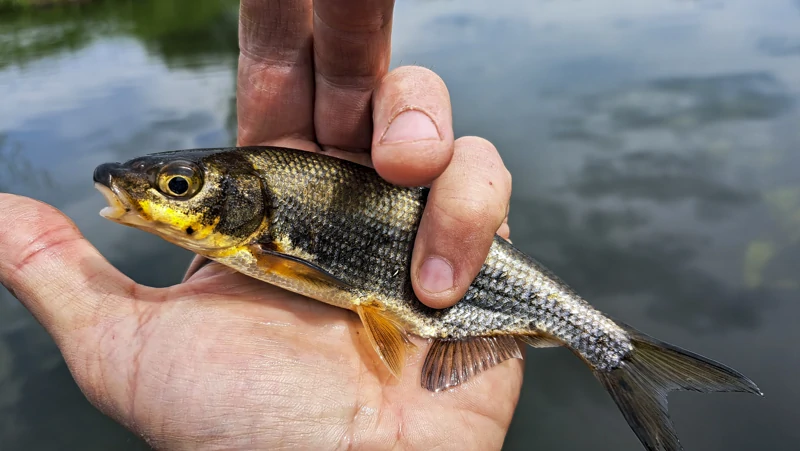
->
0, 0, 524, 450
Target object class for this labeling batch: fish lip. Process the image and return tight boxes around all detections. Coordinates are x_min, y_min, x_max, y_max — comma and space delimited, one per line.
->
95, 182, 133, 220
94, 181, 224, 253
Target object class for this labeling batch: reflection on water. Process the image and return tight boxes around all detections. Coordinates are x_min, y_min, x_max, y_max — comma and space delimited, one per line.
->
0, 135, 54, 193
573, 151, 756, 208
509, 194, 775, 334
758, 35, 800, 57
1, 0, 799, 450
0, 0, 239, 70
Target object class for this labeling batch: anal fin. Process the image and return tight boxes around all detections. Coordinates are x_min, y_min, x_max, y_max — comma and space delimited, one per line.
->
421, 336, 522, 392
356, 303, 415, 379
519, 334, 562, 348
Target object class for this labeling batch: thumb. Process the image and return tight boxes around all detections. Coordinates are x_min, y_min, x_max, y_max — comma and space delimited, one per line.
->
0, 193, 141, 345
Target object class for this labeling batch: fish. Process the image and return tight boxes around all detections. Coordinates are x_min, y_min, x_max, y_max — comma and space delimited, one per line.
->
93, 146, 762, 451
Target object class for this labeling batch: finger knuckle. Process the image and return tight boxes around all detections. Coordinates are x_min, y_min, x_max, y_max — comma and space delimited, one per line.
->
383, 65, 448, 97
2, 204, 82, 277
456, 136, 496, 154
455, 137, 502, 170
453, 137, 512, 198
503, 168, 513, 195
390, 65, 442, 82
433, 190, 500, 239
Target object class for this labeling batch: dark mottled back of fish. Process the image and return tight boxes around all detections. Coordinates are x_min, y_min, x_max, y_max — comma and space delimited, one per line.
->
249, 148, 428, 303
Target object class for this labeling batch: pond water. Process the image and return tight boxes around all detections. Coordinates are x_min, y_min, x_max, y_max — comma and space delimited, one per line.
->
1, 0, 798, 449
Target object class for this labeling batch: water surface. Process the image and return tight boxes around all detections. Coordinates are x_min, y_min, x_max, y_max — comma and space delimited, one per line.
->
1, 1, 798, 449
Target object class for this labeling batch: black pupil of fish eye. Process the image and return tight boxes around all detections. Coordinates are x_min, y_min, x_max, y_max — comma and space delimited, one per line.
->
168, 176, 190, 195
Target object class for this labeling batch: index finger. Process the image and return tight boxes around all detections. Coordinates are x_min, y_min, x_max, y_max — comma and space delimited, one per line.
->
237, 0, 315, 146
313, 0, 395, 150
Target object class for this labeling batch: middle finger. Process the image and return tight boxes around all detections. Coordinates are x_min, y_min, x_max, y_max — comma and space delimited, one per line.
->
238, 0, 315, 146
313, 0, 395, 151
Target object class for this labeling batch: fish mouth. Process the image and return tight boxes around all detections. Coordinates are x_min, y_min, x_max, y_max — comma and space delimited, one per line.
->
95, 182, 135, 220
95, 182, 181, 240
94, 183, 154, 231
95, 182, 168, 235
94, 181, 224, 253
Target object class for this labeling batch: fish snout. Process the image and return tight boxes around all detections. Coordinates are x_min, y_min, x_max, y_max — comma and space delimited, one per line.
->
93, 162, 126, 187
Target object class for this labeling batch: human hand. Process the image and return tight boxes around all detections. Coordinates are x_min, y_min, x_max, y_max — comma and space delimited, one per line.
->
0, 0, 523, 449
0, 194, 523, 449
233, 0, 513, 310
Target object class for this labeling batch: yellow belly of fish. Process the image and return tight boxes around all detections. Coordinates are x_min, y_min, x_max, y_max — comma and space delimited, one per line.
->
210, 247, 358, 310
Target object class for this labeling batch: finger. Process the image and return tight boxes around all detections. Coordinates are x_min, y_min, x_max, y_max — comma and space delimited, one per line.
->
313, 0, 394, 150
410, 137, 512, 309
497, 216, 511, 241
371, 66, 454, 186
0, 194, 141, 344
237, 0, 315, 146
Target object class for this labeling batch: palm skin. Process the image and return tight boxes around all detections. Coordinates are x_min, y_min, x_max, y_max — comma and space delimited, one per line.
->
120, 264, 523, 450
0, 196, 522, 449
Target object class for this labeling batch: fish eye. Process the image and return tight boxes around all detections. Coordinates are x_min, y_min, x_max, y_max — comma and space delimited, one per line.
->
167, 176, 190, 195
157, 161, 202, 198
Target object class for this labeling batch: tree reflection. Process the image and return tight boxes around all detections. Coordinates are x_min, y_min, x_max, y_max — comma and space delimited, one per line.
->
0, 0, 240, 71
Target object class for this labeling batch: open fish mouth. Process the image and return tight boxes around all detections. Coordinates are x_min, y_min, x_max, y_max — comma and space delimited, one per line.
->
94, 183, 174, 237
94, 181, 218, 251
95, 182, 132, 220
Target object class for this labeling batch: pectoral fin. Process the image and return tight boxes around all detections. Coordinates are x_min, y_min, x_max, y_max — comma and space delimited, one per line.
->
421, 336, 522, 392
356, 303, 415, 379
251, 243, 352, 290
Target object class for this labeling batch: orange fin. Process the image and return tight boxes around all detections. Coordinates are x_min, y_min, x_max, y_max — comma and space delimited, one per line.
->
251, 244, 352, 290
519, 334, 561, 348
421, 336, 522, 392
356, 303, 415, 379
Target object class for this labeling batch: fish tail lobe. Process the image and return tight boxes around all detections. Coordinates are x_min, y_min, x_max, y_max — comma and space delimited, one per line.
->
594, 325, 762, 451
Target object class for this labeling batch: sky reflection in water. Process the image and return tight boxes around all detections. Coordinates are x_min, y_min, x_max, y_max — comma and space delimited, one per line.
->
1, 0, 798, 449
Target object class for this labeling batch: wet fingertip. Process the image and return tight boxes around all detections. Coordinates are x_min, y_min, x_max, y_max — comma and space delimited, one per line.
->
418, 296, 461, 310
372, 140, 453, 186
419, 256, 454, 294
380, 108, 441, 144
413, 256, 464, 310
496, 222, 511, 240
415, 289, 461, 309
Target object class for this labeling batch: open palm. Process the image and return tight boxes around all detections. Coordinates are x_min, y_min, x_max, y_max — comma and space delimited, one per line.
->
0, 195, 523, 449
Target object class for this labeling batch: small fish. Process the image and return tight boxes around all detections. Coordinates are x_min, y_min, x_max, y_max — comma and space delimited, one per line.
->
94, 147, 762, 451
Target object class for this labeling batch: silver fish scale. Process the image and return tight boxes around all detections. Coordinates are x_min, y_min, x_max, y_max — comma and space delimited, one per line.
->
433, 238, 633, 370
245, 148, 633, 371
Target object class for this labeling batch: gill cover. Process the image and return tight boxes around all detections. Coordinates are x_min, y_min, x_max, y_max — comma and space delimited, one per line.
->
208, 156, 267, 241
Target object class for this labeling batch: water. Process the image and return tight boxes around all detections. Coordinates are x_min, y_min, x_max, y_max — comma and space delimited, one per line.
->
1, 0, 798, 449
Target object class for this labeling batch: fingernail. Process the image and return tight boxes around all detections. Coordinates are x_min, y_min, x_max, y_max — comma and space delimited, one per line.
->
380, 110, 440, 144
419, 257, 454, 294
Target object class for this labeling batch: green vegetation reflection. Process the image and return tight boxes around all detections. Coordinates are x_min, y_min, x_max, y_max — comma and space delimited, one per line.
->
0, 0, 240, 70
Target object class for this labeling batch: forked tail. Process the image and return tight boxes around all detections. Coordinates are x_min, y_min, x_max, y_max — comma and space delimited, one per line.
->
593, 324, 762, 451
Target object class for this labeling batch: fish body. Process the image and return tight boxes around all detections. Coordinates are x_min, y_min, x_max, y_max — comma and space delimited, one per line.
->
94, 146, 761, 451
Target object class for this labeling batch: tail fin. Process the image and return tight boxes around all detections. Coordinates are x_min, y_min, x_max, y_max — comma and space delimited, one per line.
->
593, 325, 762, 451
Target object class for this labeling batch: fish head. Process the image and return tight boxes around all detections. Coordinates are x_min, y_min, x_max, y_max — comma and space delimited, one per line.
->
93, 149, 267, 253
